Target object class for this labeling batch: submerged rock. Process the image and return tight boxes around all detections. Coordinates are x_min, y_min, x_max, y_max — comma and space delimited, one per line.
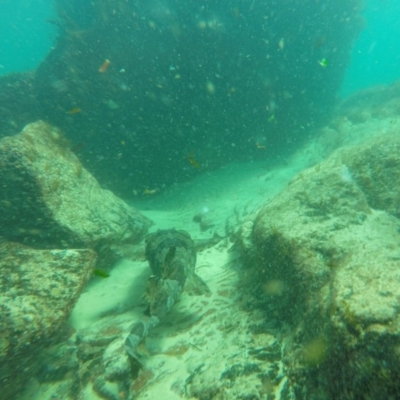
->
0, 242, 97, 399
0, 120, 152, 398
238, 133, 400, 398
0, 120, 152, 252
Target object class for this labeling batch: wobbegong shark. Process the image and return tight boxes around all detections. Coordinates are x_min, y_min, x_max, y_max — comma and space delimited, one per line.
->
125, 229, 211, 363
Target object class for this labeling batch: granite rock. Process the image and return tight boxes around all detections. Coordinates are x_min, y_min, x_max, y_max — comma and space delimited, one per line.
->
0, 121, 152, 251
238, 133, 400, 398
0, 242, 97, 399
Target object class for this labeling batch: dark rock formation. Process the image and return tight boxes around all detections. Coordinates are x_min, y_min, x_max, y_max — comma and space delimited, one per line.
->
0, 0, 363, 197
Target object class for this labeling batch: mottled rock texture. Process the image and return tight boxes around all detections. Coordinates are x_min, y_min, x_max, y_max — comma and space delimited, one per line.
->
238, 133, 400, 399
0, 121, 152, 398
0, 120, 151, 251
0, 242, 97, 399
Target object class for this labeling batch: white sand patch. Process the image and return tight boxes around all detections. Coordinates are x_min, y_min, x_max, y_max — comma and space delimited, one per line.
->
70, 258, 150, 330
131, 244, 254, 399
134, 157, 311, 242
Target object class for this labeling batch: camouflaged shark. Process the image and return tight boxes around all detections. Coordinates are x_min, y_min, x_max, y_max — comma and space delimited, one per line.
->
125, 229, 210, 363
144, 228, 210, 316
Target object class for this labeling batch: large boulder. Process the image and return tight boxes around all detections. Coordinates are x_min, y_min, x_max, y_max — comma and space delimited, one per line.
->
0, 121, 151, 251
0, 242, 97, 399
0, 1, 364, 197
238, 133, 400, 398
0, 120, 152, 398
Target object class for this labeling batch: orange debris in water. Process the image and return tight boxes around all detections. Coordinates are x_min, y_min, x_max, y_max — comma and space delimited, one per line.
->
143, 188, 158, 195
186, 153, 200, 169
256, 142, 266, 149
98, 59, 111, 73
67, 107, 82, 114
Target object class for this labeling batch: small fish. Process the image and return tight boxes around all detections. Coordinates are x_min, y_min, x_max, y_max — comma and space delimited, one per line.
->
318, 58, 329, 67
70, 142, 85, 153
186, 153, 200, 169
256, 142, 266, 149
268, 114, 275, 122
93, 268, 110, 278
67, 107, 82, 114
99, 59, 111, 73
143, 188, 158, 195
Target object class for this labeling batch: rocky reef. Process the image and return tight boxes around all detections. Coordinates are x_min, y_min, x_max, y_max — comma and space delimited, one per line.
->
0, 243, 97, 399
238, 132, 400, 398
2, 87, 400, 398
0, 121, 151, 251
0, 121, 151, 399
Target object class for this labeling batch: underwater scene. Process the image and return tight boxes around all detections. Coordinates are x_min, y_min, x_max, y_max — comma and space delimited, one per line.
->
1, 0, 400, 399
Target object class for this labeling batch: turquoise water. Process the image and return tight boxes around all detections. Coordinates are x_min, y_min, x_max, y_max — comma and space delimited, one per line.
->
341, 0, 400, 96
0, 0, 55, 74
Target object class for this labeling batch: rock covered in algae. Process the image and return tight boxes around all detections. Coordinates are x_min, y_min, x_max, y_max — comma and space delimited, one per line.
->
238, 133, 400, 399
0, 241, 97, 399
0, 120, 152, 251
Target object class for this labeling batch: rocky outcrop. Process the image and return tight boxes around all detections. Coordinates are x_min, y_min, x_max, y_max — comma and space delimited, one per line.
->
0, 120, 152, 251
0, 242, 97, 399
238, 133, 400, 398
0, 1, 364, 197
0, 121, 152, 398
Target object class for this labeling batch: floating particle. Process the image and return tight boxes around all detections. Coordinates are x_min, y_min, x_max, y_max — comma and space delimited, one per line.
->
205, 81, 215, 94
318, 57, 329, 67
67, 107, 82, 114
98, 59, 111, 73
